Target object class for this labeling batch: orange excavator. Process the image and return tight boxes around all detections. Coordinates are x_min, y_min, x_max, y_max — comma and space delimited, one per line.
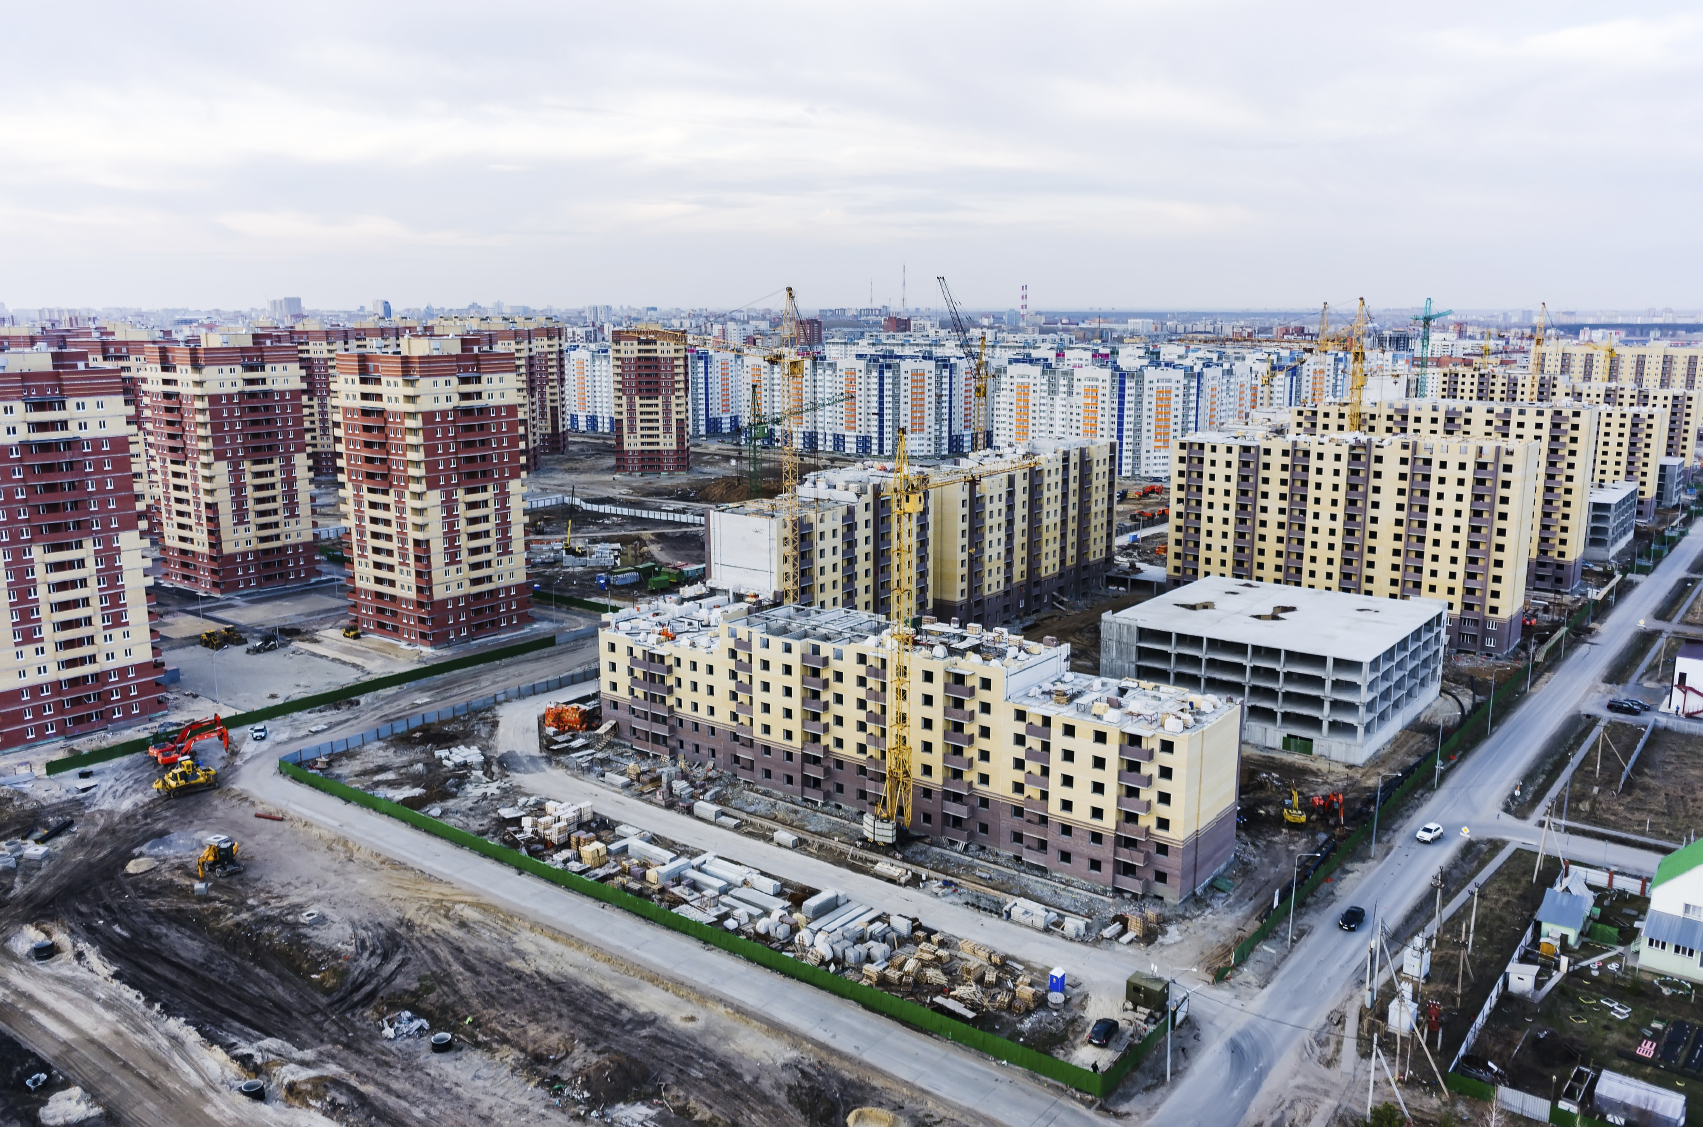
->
150, 716, 230, 767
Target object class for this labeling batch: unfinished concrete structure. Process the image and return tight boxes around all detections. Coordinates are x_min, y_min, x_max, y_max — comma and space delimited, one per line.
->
1101, 580, 1446, 764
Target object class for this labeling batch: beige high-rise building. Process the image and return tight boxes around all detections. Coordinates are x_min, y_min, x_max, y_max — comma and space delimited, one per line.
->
1167, 430, 1540, 655
1531, 342, 1703, 389
705, 439, 1116, 626
1294, 401, 1598, 594
599, 600, 1242, 901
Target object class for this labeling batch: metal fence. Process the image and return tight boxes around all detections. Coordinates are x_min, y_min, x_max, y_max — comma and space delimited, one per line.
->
1448, 921, 1531, 1073
524, 493, 704, 525
278, 657, 601, 765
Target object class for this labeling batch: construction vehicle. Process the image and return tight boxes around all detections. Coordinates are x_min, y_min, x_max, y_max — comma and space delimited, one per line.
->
862, 430, 1039, 844
196, 834, 242, 877
246, 635, 280, 654
150, 716, 229, 767
937, 276, 994, 452
544, 702, 600, 733
199, 625, 245, 650
646, 567, 684, 592
154, 759, 218, 798
1282, 789, 1309, 825
342, 623, 362, 639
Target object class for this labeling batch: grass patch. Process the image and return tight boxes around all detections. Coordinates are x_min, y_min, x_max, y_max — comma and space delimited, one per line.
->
1603, 630, 1662, 687
1655, 575, 1701, 623
1563, 723, 1703, 845
1509, 711, 1597, 819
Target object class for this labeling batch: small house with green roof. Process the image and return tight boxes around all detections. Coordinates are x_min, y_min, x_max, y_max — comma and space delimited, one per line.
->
1640, 839, 1703, 983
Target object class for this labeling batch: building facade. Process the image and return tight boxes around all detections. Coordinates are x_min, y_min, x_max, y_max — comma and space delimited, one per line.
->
612, 329, 689, 473
1166, 431, 1540, 655
333, 337, 532, 647
0, 350, 166, 748
138, 334, 316, 594
599, 600, 1241, 901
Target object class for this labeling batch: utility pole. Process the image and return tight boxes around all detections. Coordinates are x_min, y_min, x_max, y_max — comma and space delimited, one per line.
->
1456, 919, 1467, 1004
1432, 870, 1444, 938
1434, 725, 1443, 790
1165, 973, 1174, 1083
1289, 850, 1323, 946
1468, 884, 1479, 956
1534, 800, 1553, 882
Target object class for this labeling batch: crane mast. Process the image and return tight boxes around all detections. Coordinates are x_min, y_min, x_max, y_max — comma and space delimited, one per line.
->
1346, 298, 1369, 433
936, 276, 992, 452
863, 435, 1039, 844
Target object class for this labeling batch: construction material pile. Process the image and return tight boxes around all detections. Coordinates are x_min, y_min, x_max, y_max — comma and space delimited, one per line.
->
434, 745, 485, 770
518, 800, 594, 849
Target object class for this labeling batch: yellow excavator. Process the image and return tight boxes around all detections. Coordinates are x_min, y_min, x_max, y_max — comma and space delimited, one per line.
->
1282, 788, 1309, 825
196, 834, 242, 878
154, 759, 218, 798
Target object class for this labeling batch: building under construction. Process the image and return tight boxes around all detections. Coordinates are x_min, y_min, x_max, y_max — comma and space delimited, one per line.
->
598, 597, 1241, 901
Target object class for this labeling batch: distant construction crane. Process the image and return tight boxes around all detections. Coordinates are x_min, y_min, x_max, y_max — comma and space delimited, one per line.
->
937, 276, 993, 452
1411, 298, 1453, 398
739, 389, 853, 501
1346, 298, 1370, 433
863, 433, 1039, 844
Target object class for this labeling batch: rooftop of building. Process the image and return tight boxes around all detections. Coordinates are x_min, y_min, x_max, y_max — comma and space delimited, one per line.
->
606, 597, 1237, 735
1111, 580, 1447, 663
1589, 480, 1640, 503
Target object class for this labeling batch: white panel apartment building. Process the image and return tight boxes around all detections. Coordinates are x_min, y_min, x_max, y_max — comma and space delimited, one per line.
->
687, 348, 748, 439
562, 345, 615, 434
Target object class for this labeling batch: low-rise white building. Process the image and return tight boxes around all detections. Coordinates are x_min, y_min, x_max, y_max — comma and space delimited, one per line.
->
1639, 839, 1703, 984
1100, 580, 1446, 764
1585, 481, 1638, 562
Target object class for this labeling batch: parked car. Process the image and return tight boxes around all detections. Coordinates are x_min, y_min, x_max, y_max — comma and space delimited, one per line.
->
1607, 699, 1643, 715
249, 724, 267, 741
1087, 1018, 1120, 1047
1456, 1054, 1507, 1087
1416, 822, 1444, 843
1624, 698, 1653, 712
1338, 906, 1366, 931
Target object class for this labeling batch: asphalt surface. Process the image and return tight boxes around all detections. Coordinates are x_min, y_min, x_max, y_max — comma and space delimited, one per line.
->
1150, 534, 1703, 1126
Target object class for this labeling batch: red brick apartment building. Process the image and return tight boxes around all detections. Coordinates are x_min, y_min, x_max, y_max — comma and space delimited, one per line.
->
0, 349, 167, 749
138, 333, 316, 594
333, 337, 532, 647
612, 329, 689, 473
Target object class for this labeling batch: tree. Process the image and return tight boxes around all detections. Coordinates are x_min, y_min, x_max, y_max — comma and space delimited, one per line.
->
1367, 1102, 1405, 1127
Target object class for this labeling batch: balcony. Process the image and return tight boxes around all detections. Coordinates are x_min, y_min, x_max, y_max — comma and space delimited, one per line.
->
1025, 723, 1052, 739
864, 666, 887, 683
802, 675, 826, 690
1118, 770, 1153, 788
735, 660, 753, 673
1113, 846, 1151, 868
1024, 773, 1048, 790
801, 697, 827, 713
802, 653, 828, 669
864, 732, 887, 751
733, 702, 753, 717
1024, 746, 1049, 764
1122, 745, 1154, 763
803, 718, 827, 734
1118, 796, 1151, 815
733, 680, 752, 695
944, 683, 975, 700
864, 689, 887, 705
863, 710, 886, 727
941, 800, 970, 820
943, 706, 974, 724
943, 751, 971, 771
944, 730, 974, 749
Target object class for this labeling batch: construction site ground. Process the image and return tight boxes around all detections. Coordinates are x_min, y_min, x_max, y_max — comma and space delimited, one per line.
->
0, 745, 970, 1127
1560, 720, 1703, 845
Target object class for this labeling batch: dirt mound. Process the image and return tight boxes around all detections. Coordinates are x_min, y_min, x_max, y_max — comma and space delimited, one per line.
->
695, 475, 754, 503
574, 1052, 653, 1103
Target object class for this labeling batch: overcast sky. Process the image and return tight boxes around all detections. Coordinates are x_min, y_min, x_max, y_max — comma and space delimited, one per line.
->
2, 2, 1698, 313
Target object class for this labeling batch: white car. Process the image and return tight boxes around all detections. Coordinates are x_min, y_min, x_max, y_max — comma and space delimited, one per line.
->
1416, 822, 1444, 843
249, 724, 268, 741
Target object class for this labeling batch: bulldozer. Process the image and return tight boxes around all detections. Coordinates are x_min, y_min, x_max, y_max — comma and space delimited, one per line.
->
199, 625, 245, 650
196, 834, 242, 878
154, 759, 218, 798
342, 623, 362, 639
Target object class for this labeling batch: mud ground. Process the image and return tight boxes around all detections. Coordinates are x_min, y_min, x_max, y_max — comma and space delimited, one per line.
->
0, 769, 970, 1127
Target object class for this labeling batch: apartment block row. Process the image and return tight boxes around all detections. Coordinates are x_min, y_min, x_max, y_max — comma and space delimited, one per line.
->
706, 439, 1115, 627
599, 599, 1241, 901
0, 350, 167, 751
1166, 430, 1540, 655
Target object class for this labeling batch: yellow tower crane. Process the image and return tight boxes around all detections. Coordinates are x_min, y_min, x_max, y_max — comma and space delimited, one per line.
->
862, 432, 1039, 844
774, 288, 808, 606
1345, 297, 1370, 433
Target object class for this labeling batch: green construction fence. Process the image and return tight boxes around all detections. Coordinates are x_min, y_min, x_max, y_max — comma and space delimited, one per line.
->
45, 634, 564, 776
279, 760, 1173, 1099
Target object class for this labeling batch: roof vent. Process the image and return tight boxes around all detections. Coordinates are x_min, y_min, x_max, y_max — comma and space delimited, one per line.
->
1178, 601, 1214, 611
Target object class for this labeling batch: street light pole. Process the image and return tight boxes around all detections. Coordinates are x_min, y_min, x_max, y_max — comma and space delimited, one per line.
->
1289, 850, 1323, 946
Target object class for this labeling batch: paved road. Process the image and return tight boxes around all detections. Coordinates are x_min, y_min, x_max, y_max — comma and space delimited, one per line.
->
1150, 533, 1703, 1126
235, 753, 1104, 1127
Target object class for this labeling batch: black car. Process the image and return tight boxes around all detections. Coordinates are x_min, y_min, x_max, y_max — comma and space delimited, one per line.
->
1339, 906, 1366, 931
1607, 699, 1643, 715
1087, 1018, 1120, 1047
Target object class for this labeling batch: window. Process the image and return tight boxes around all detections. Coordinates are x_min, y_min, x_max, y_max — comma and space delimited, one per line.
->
1058, 850, 1072, 864
1158, 791, 1172, 806
1686, 904, 1703, 921
1088, 859, 1102, 873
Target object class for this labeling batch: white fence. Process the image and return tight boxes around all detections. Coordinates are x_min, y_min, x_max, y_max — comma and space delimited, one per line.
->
1497, 1086, 1551, 1122
1449, 922, 1532, 1073
1560, 859, 1652, 896
524, 493, 705, 526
